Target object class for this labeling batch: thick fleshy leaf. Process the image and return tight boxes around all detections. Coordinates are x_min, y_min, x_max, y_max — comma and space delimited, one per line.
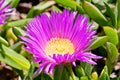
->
90, 36, 108, 50
76, 4, 84, 14
105, 42, 119, 74
54, 65, 69, 80
54, 64, 79, 80
55, 0, 84, 14
6, 28, 17, 41
11, 0, 20, 7
5, 19, 31, 29
5, 28, 23, 44
117, 0, 120, 29
0, 53, 23, 70
103, 26, 118, 45
55, 0, 78, 10
99, 66, 110, 80
104, 3, 117, 27
92, 0, 109, 6
52, 6, 62, 12
1, 45, 30, 70
23, 62, 35, 80
82, 1, 108, 26
80, 62, 92, 79
75, 66, 85, 78
27, 1, 56, 18
118, 30, 120, 49
13, 27, 26, 37
34, 72, 52, 80
86, 0, 91, 2
110, 77, 120, 80
80, 76, 89, 80
10, 41, 22, 52
91, 72, 98, 80
6, 0, 20, 7
106, 42, 118, 62
0, 36, 9, 46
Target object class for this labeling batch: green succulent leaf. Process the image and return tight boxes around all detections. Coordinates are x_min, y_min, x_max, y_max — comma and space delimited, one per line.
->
10, 41, 22, 52
55, 0, 84, 14
80, 76, 89, 80
104, 3, 117, 27
6, 28, 17, 42
24, 61, 35, 80
52, 6, 62, 12
54, 65, 69, 80
90, 36, 109, 50
80, 62, 92, 79
55, 0, 79, 10
4, 0, 20, 7
12, 27, 26, 37
0, 53, 22, 70
118, 30, 120, 49
11, 0, 20, 7
86, 0, 91, 2
106, 42, 118, 74
117, 0, 120, 29
82, 1, 108, 26
99, 66, 110, 80
34, 72, 52, 80
75, 66, 85, 78
0, 45, 30, 70
27, 1, 55, 18
103, 26, 118, 45
0, 36, 9, 46
91, 72, 98, 80
76, 5, 84, 14
92, 0, 109, 6
106, 42, 118, 62
111, 77, 120, 80
5, 19, 31, 29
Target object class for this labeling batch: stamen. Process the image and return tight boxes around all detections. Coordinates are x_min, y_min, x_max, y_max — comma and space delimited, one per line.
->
45, 38, 75, 56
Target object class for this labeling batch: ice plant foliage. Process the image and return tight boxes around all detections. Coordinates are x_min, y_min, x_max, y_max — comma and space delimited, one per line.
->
21, 10, 102, 74
0, 0, 14, 24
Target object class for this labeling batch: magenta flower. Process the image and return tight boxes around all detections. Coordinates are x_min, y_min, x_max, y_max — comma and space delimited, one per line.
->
21, 10, 102, 74
0, 0, 14, 24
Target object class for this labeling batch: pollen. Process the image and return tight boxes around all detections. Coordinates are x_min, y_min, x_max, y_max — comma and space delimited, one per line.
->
45, 38, 75, 56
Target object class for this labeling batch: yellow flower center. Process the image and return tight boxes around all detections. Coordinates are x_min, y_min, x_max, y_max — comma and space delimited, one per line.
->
45, 38, 75, 56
